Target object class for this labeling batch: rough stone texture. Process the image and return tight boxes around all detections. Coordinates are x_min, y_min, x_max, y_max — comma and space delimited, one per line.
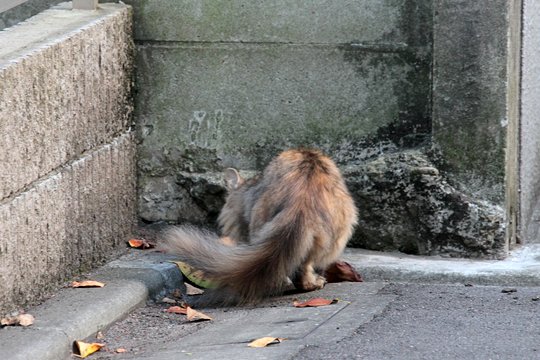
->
139, 170, 257, 224
133, 0, 432, 221
343, 151, 506, 259
520, 0, 540, 244
123, 0, 425, 44
156, 152, 505, 259
0, 0, 64, 30
0, 2, 134, 200
0, 3, 135, 315
0, 133, 136, 315
432, 0, 509, 204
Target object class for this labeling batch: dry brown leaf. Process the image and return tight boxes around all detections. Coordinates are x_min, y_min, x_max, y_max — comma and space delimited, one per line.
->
1, 316, 18, 326
1, 313, 34, 327
115, 348, 128, 353
185, 283, 205, 296
293, 298, 338, 308
324, 261, 363, 283
165, 305, 188, 315
186, 306, 212, 322
248, 336, 286, 348
161, 297, 177, 304
73, 340, 104, 358
17, 314, 35, 327
71, 280, 105, 288
127, 238, 155, 249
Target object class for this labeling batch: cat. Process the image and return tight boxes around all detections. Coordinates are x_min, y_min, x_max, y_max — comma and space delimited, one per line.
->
163, 148, 358, 305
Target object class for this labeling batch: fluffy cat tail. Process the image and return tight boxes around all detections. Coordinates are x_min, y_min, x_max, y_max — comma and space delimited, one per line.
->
162, 212, 310, 305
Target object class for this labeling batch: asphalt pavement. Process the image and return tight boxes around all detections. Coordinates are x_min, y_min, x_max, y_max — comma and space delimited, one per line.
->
1, 246, 540, 359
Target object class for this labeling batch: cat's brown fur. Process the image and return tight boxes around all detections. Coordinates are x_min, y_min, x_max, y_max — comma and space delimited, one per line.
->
163, 148, 358, 305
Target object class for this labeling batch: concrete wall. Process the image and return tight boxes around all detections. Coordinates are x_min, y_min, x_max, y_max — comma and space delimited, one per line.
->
0, 0, 64, 30
432, 0, 509, 205
0, 3, 135, 314
521, 0, 540, 243
127, 0, 433, 223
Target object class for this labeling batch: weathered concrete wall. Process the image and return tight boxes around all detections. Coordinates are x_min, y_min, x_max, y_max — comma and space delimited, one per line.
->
128, 0, 432, 223
0, 3, 135, 315
521, 0, 540, 243
0, 0, 64, 30
432, 0, 509, 204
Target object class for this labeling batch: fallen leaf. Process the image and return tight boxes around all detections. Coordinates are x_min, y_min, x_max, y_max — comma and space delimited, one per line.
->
115, 348, 128, 353
185, 283, 205, 296
17, 314, 35, 327
248, 337, 286, 348
186, 306, 212, 322
71, 280, 105, 288
324, 261, 363, 283
161, 297, 177, 304
293, 298, 338, 308
172, 261, 217, 289
165, 305, 188, 315
73, 340, 104, 358
128, 239, 155, 249
1, 313, 34, 327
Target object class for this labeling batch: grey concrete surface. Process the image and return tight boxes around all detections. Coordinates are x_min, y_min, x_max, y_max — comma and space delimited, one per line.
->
135, 43, 419, 173
133, 0, 432, 225
520, 0, 540, 244
1, 247, 539, 360
122, 0, 419, 44
0, 2, 133, 200
0, 2, 135, 315
294, 283, 540, 360
343, 245, 540, 286
432, 0, 509, 204
0, 134, 136, 314
0, 0, 63, 30
0, 250, 182, 360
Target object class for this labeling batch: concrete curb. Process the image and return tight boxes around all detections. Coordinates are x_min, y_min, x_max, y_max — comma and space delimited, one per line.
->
2, 245, 540, 359
343, 245, 540, 286
0, 251, 182, 360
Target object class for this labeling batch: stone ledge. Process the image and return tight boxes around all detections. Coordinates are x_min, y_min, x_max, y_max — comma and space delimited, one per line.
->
0, 2, 133, 200
0, 132, 136, 315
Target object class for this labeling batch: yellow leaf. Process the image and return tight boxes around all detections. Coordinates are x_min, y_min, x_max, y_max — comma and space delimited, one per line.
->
248, 337, 286, 348
17, 314, 34, 327
0, 313, 34, 327
71, 280, 105, 288
293, 298, 338, 308
172, 261, 217, 289
73, 341, 104, 358
186, 306, 212, 322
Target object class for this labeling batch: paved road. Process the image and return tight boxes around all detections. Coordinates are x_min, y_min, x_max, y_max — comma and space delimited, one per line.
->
3, 248, 540, 360
90, 282, 540, 360
294, 283, 540, 360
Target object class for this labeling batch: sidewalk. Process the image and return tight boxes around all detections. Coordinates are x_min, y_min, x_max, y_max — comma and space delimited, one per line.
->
1, 246, 539, 359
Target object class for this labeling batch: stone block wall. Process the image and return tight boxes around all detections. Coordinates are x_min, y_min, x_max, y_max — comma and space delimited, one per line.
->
0, 3, 135, 314
126, 0, 433, 224
432, 0, 509, 205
